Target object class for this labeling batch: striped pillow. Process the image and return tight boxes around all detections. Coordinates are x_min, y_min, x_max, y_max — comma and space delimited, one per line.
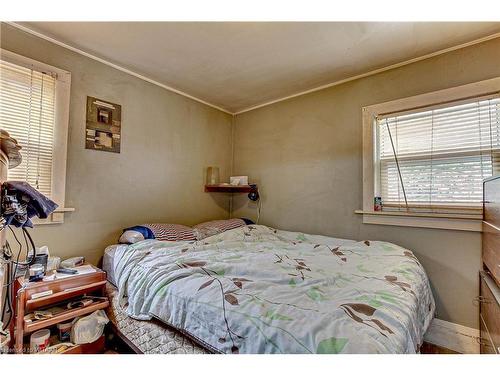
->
192, 218, 247, 240
143, 223, 196, 241
120, 219, 252, 244
120, 223, 196, 244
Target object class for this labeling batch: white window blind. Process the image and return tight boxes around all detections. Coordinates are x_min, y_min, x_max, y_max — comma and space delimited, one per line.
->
0, 59, 56, 197
376, 95, 500, 212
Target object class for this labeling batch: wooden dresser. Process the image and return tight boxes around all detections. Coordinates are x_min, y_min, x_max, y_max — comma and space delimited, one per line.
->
481, 176, 500, 354
9, 265, 108, 354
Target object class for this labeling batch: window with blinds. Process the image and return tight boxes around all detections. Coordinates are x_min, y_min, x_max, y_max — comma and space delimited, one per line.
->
376, 94, 500, 213
0, 59, 56, 197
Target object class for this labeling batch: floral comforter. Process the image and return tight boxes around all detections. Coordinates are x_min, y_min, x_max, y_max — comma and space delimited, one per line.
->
114, 225, 435, 354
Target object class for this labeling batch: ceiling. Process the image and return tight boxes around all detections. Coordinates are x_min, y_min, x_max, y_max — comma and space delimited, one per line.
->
17, 22, 500, 113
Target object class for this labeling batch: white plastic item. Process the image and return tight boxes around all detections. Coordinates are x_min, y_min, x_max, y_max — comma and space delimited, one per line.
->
57, 321, 73, 342
71, 310, 109, 344
30, 329, 50, 353
230, 176, 248, 185
27, 245, 50, 258
0, 333, 10, 354
37, 245, 49, 256
119, 230, 145, 244
61, 256, 85, 268
28, 264, 44, 277
47, 256, 61, 271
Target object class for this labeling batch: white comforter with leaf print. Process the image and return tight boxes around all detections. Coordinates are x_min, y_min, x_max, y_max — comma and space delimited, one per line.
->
114, 225, 435, 354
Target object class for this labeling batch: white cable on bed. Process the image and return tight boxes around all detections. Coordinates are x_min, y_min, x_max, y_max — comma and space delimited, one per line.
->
256, 192, 262, 224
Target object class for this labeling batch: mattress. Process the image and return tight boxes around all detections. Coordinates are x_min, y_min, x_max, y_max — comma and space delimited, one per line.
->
103, 244, 125, 286
105, 246, 210, 354
106, 282, 210, 354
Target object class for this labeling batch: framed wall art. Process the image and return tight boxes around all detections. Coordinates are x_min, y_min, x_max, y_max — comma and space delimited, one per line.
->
85, 96, 121, 153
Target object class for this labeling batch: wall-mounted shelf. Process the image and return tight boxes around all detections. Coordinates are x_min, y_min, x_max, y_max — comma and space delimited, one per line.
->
205, 184, 256, 193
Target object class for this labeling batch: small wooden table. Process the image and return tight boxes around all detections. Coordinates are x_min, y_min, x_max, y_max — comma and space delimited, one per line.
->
9, 265, 109, 354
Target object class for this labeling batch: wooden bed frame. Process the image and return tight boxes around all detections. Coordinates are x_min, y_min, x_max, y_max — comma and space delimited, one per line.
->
480, 176, 500, 354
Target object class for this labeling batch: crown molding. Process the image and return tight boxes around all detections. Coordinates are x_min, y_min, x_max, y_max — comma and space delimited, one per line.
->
233, 31, 500, 115
6, 22, 500, 116
5, 22, 233, 115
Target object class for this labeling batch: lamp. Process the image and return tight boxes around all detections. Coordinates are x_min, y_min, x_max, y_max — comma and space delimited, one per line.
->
248, 184, 259, 201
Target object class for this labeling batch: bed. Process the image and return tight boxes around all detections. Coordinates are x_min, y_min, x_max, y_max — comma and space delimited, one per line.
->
103, 225, 435, 354
104, 245, 208, 353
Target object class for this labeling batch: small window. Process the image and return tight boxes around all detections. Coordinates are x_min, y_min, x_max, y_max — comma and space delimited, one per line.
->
375, 95, 500, 213
361, 78, 500, 231
1, 59, 57, 196
0, 49, 71, 223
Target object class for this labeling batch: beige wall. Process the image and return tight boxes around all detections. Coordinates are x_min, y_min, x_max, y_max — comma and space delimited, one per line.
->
232, 37, 500, 328
0, 23, 232, 265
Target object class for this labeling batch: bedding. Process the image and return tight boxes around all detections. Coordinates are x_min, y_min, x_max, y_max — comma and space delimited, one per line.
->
113, 225, 435, 354
103, 244, 127, 286
103, 233, 353, 287
104, 233, 354, 354
106, 283, 209, 354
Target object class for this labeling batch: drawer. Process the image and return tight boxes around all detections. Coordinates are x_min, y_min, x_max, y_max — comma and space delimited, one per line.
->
480, 314, 497, 354
480, 272, 500, 352
482, 222, 500, 284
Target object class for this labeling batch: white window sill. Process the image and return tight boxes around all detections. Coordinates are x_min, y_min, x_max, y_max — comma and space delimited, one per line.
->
32, 207, 75, 225
355, 210, 482, 232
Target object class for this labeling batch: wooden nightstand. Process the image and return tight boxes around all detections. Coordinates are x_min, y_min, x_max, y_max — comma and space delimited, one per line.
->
8, 265, 109, 354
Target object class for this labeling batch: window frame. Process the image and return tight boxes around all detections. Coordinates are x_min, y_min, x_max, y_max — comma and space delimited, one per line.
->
359, 77, 500, 232
0, 49, 73, 224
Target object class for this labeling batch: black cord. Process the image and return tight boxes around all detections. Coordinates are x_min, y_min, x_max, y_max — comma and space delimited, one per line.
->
385, 119, 409, 211
22, 229, 29, 257
8, 226, 21, 254
4, 275, 13, 330
6, 226, 36, 267
1, 227, 38, 287
1, 233, 21, 332
23, 228, 36, 266
1, 263, 12, 332
1, 227, 37, 332
2, 241, 21, 288
0, 261, 9, 329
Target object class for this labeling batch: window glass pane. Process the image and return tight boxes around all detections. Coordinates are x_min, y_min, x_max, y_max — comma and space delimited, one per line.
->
0, 60, 56, 197
377, 97, 500, 208
381, 155, 492, 204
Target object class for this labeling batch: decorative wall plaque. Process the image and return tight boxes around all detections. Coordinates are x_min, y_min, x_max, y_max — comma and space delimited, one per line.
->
85, 96, 121, 153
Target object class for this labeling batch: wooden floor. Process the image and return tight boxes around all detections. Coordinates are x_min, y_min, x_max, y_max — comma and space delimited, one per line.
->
420, 341, 461, 354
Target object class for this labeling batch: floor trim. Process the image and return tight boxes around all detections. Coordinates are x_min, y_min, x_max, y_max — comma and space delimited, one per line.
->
424, 318, 480, 354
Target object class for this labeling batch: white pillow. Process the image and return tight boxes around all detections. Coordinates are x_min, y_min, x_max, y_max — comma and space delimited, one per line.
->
119, 230, 145, 244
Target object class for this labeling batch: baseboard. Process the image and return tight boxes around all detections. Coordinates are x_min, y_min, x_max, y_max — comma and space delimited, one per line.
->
424, 318, 480, 354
